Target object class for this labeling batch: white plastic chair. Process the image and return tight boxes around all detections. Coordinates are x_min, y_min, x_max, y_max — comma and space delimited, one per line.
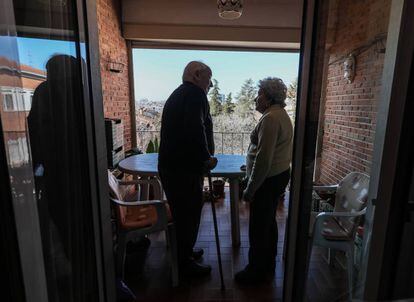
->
108, 171, 178, 287
309, 172, 370, 299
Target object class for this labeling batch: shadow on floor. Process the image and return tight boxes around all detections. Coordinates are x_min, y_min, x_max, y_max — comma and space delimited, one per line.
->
122, 188, 348, 302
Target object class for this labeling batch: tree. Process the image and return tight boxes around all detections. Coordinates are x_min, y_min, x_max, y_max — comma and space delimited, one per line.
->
235, 78, 257, 117
145, 137, 159, 153
208, 79, 222, 116
222, 93, 235, 114
286, 78, 297, 121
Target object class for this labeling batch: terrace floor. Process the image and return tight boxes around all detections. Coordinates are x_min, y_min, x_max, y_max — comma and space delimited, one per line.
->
123, 187, 348, 302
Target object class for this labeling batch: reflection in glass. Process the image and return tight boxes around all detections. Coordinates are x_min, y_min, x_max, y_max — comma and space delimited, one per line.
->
305, 1, 392, 301
1, 0, 99, 300
28, 54, 96, 301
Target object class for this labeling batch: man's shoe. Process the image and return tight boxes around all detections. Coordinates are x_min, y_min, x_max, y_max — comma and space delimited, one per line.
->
234, 266, 269, 285
181, 260, 211, 278
192, 248, 204, 261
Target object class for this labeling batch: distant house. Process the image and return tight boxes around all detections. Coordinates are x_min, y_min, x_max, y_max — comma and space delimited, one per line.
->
143, 109, 158, 119
0, 57, 46, 167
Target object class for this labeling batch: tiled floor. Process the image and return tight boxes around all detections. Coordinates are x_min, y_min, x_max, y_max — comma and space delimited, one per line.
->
124, 187, 348, 302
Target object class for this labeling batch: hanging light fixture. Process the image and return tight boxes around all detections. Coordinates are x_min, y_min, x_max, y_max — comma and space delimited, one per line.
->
217, 0, 243, 20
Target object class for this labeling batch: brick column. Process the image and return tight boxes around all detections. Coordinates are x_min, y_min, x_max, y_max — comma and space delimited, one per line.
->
96, 0, 132, 150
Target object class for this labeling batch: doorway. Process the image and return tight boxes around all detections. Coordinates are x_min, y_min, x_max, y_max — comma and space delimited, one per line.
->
284, 0, 414, 301
2, 0, 414, 301
0, 0, 114, 300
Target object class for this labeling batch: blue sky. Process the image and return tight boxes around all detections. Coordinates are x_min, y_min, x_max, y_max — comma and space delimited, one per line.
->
16, 37, 77, 70
133, 49, 299, 102
15, 38, 300, 103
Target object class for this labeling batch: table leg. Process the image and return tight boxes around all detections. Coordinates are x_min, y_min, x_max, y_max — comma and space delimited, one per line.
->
141, 176, 150, 200
155, 176, 166, 200
229, 178, 241, 247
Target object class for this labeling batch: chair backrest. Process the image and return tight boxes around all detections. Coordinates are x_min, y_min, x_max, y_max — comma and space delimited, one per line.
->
107, 170, 157, 229
108, 170, 127, 200
334, 172, 370, 234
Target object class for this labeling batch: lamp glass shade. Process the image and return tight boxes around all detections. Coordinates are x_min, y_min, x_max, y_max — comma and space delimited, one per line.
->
217, 0, 243, 20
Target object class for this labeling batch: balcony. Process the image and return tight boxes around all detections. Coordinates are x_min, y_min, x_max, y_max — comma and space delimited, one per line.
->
122, 188, 348, 301
137, 130, 251, 155
1, 0, 410, 300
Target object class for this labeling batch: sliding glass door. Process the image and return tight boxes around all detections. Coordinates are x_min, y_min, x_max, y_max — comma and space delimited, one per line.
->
0, 0, 113, 300
284, 0, 414, 301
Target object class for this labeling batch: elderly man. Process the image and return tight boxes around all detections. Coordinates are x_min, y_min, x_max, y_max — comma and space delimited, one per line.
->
158, 61, 217, 278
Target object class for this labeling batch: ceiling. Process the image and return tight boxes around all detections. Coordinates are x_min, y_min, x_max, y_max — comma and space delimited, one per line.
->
122, 0, 304, 50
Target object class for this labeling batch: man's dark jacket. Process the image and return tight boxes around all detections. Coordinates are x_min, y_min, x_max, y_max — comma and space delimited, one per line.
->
158, 81, 214, 173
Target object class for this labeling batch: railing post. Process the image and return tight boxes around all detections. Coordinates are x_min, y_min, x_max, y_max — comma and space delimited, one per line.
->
137, 130, 251, 155
241, 133, 244, 155
221, 132, 224, 154
231, 133, 234, 154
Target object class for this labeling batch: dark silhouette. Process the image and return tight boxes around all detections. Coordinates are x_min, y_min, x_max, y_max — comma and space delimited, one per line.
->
28, 54, 96, 301
158, 61, 216, 279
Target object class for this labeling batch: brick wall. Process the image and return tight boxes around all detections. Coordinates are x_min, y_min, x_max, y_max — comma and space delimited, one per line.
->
317, 0, 391, 184
96, 0, 131, 150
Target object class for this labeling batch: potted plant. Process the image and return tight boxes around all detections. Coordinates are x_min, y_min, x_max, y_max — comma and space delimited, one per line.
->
212, 178, 225, 199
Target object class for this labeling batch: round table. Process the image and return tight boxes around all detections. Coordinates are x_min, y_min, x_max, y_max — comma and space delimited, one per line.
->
118, 153, 246, 247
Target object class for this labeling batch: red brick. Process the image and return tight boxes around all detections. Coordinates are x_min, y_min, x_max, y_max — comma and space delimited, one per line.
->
317, 0, 391, 183
97, 0, 132, 150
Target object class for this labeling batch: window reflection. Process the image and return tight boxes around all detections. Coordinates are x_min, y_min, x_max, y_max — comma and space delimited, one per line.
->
1, 0, 99, 300
0, 57, 46, 167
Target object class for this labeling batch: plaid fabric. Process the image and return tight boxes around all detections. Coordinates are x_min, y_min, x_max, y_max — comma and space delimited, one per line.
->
311, 190, 335, 212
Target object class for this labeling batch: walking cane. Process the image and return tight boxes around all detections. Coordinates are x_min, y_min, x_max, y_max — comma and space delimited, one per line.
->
207, 171, 226, 291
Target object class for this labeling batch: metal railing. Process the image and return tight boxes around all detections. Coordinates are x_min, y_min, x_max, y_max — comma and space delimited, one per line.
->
137, 130, 251, 155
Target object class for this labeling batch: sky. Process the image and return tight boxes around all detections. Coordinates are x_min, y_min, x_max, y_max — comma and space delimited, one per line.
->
133, 49, 299, 103
16, 37, 77, 70
14, 38, 300, 104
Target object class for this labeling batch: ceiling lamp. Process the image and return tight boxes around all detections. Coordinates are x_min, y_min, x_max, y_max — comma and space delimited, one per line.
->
217, 0, 243, 20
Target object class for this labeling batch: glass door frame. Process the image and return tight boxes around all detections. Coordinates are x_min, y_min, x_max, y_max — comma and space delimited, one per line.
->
0, 119, 26, 302
283, 0, 414, 301
0, 0, 116, 300
363, 0, 414, 299
0, 0, 49, 300
73, 0, 117, 300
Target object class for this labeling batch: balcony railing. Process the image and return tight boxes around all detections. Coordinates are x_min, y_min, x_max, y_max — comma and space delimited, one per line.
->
137, 130, 251, 155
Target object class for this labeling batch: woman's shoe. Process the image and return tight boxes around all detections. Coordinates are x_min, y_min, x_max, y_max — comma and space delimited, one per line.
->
192, 248, 204, 261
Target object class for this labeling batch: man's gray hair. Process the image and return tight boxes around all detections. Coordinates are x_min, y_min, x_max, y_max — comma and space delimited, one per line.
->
182, 61, 212, 82
258, 77, 287, 107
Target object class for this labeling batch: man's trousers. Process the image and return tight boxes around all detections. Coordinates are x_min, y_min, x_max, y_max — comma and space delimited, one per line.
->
159, 170, 204, 265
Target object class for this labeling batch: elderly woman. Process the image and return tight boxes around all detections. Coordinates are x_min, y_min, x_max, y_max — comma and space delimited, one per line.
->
235, 77, 293, 284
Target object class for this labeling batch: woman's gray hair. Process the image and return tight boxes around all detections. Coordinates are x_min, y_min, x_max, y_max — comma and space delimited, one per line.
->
182, 61, 211, 82
258, 77, 287, 107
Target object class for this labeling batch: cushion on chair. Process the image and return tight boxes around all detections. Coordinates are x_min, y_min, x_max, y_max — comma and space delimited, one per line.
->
118, 203, 172, 229
120, 191, 172, 229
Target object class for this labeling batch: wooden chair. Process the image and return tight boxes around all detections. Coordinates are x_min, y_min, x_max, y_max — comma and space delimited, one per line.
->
108, 171, 178, 286
309, 172, 370, 299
